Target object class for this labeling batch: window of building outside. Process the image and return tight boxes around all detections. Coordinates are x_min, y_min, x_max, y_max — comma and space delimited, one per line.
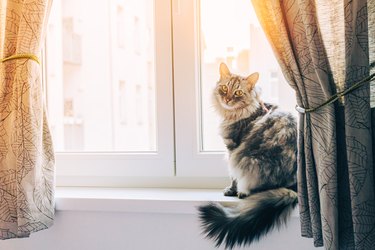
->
45, 0, 296, 187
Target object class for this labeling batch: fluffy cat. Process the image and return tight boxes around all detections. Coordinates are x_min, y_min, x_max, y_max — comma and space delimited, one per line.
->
198, 63, 298, 249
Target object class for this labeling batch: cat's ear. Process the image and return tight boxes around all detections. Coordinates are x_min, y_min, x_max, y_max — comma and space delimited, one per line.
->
219, 63, 231, 80
246, 72, 259, 89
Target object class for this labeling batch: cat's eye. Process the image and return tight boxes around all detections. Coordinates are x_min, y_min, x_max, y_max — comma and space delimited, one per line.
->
234, 90, 243, 96
220, 85, 228, 92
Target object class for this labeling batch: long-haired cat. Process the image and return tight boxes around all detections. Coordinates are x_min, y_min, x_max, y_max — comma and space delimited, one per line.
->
198, 63, 298, 249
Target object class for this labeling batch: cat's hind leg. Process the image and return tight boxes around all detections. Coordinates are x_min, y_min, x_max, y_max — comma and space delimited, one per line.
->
236, 169, 262, 199
236, 177, 252, 199
223, 178, 237, 196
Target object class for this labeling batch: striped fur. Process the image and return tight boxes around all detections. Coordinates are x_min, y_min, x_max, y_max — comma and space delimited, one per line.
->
198, 63, 298, 249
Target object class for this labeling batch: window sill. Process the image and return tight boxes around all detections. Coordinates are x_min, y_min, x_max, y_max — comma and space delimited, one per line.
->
55, 187, 299, 217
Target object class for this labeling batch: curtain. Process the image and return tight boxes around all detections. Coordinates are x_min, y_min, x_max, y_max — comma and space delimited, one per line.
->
252, 0, 375, 249
0, 0, 54, 239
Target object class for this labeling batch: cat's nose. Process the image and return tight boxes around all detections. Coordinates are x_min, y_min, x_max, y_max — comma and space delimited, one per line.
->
224, 97, 231, 103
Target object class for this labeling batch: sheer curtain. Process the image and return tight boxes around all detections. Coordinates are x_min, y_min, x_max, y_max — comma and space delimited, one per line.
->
0, 0, 55, 239
252, 0, 375, 249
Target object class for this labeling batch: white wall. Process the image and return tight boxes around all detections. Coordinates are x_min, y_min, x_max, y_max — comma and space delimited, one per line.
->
2, 211, 320, 250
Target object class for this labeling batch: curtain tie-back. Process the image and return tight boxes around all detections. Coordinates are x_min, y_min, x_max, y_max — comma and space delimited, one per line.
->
1, 54, 40, 65
296, 70, 375, 114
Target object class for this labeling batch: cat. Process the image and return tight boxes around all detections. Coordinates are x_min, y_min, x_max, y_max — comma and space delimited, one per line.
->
198, 63, 298, 249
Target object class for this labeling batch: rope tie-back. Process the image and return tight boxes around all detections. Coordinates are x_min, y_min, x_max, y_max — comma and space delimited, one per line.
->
1, 54, 40, 65
296, 62, 375, 114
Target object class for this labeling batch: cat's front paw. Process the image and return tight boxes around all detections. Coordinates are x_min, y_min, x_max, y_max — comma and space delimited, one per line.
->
237, 192, 249, 199
223, 187, 237, 197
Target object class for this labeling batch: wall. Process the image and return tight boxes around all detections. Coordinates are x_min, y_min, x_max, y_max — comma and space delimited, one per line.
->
2, 211, 321, 250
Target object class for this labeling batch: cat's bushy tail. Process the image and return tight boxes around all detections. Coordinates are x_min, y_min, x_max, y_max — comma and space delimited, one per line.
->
198, 188, 298, 249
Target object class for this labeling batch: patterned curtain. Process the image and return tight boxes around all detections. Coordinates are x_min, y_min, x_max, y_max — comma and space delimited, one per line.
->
251, 0, 375, 249
0, 0, 55, 239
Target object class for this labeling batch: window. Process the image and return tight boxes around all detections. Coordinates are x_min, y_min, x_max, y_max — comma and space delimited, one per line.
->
133, 17, 141, 54
45, 0, 296, 187
46, 0, 174, 184
118, 80, 127, 124
116, 5, 126, 48
62, 17, 82, 64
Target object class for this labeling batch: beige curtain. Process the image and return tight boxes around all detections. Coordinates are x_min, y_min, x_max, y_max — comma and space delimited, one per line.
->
0, 0, 54, 239
252, 0, 374, 249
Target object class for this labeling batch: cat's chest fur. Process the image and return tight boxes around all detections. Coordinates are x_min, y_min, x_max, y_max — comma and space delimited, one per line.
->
220, 106, 267, 152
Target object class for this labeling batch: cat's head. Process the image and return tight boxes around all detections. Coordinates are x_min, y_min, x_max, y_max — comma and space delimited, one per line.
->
213, 63, 261, 120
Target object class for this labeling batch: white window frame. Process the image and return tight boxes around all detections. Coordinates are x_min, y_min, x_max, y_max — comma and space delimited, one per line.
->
172, 0, 227, 177
43, 0, 299, 188
45, 0, 176, 186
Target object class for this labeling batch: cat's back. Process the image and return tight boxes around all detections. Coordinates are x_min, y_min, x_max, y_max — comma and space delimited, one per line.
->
263, 107, 297, 133
220, 104, 297, 153
250, 106, 297, 146
247, 105, 297, 152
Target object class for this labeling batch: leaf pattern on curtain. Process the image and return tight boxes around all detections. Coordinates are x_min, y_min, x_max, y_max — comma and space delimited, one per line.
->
370, 0, 375, 108
251, 0, 375, 249
347, 137, 368, 196
322, 216, 333, 250
353, 200, 375, 249
356, 6, 368, 55
0, 0, 54, 239
345, 67, 371, 130
0, 187, 17, 222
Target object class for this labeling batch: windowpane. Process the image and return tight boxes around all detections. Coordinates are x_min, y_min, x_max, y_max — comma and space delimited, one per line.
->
199, 0, 297, 151
46, 0, 156, 152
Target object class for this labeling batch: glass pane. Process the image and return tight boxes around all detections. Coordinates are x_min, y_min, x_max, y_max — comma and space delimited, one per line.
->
46, 0, 156, 152
199, 0, 297, 151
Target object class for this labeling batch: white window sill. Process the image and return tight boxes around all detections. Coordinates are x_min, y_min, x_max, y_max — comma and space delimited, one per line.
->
55, 187, 299, 217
